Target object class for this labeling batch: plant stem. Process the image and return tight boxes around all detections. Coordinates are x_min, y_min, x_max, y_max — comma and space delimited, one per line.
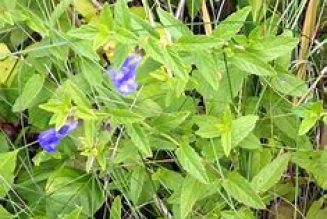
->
298, 0, 319, 80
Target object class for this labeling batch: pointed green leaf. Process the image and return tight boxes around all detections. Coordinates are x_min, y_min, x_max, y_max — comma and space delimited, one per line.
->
249, 36, 299, 61
45, 167, 104, 217
0, 206, 13, 219
156, 8, 192, 40
232, 115, 258, 147
126, 124, 152, 157
152, 167, 183, 191
195, 124, 220, 138
131, 13, 160, 38
129, 166, 146, 204
110, 109, 145, 124
231, 52, 277, 76
299, 115, 319, 136
194, 51, 220, 90
50, 0, 74, 26
251, 153, 290, 193
271, 73, 307, 97
110, 196, 122, 219
163, 47, 190, 81
222, 172, 265, 209
176, 143, 209, 184
218, 108, 232, 156
114, 0, 131, 29
62, 208, 83, 219
175, 35, 224, 50
213, 6, 251, 41
296, 102, 323, 135
12, 73, 45, 112
79, 58, 103, 87
0, 150, 18, 197
292, 151, 327, 189
180, 176, 203, 219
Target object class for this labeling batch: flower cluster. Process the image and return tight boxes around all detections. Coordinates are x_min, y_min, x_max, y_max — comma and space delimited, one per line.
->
38, 53, 142, 152
37, 120, 79, 153
107, 52, 143, 95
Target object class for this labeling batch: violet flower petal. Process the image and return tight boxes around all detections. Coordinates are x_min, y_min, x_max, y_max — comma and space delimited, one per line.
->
58, 120, 79, 136
37, 121, 79, 153
38, 128, 63, 153
108, 53, 142, 95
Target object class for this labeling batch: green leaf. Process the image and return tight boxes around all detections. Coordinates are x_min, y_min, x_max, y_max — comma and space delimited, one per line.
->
152, 167, 183, 191
176, 143, 209, 184
152, 111, 190, 131
212, 6, 251, 41
180, 176, 204, 219
292, 151, 327, 189
270, 73, 307, 97
298, 115, 319, 136
0, 43, 17, 85
0, 206, 13, 219
201, 138, 225, 162
2, 0, 16, 11
175, 35, 224, 50
231, 51, 277, 76
114, 0, 131, 29
12, 73, 45, 112
222, 172, 265, 209
126, 124, 152, 157
79, 58, 103, 87
0, 132, 9, 153
249, 0, 268, 22
75, 105, 97, 121
110, 109, 145, 124
251, 153, 290, 193
239, 133, 261, 150
29, 105, 51, 129
61, 207, 83, 219
142, 39, 190, 82
206, 64, 245, 105
248, 36, 299, 61
131, 13, 160, 38
98, 3, 114, 30
250, 149, 273, 179
231, 115, 259, 147
218, 108, 232, 157
64, 80, 91, 107
110, 196, 122, 219
69, 38, 99, 61
111, 43, 129, 69
195, 124, 220, 138
306, 199, 327, 219
163, 47, 190, 81
296, 102, 323, 135
0, 150, 18, 197
112, 26, 138, 44
221, 208, 255, 219
156, 8, 192, 40
194, 51, 221, 90
46, 167, 104, 217
129, 166, 146, 204
73, 0, 97, 20
49, 0, 73, 26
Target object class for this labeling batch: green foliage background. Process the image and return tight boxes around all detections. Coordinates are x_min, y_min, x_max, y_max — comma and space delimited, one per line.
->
0, 0, 326, 218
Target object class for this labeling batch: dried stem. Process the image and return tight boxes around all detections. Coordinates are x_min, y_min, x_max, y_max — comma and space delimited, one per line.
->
201, 0, 212, 35
297, 0, 319, 80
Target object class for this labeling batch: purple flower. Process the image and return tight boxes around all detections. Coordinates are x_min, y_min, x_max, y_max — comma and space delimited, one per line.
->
107, 53, 142, 95
57, 121, 79, 136
37, 121, 79, 153
38, 128, 62, 153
